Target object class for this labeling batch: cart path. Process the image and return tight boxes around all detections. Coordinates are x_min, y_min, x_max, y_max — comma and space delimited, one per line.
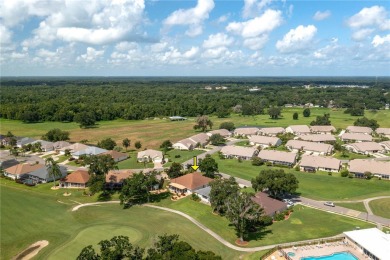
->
71, 201, 343, 252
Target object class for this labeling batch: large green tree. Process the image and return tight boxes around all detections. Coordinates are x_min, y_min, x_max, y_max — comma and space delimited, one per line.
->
209, 177, 240, 215
97, 138, 117, 150
208, 134, 225, 146
310, 113, 331, 126
160, 140, 173, 155
193, 115, 213, 132
199, 154, 218, 178
353, 117, 379, 130
268, 107, 282, 119
42, 128, 70, 142
167, 162, 183, 179
135, 141, 142, 150
219, 121, 235, 131
303, 108, 311, 117
120, 171, 159, 206
45, 157, 62, 187
74, 111, 96, 128
122, 138, 131, 151
251, 169, 299, 198
84, 154, 117, 176
225, 192, 264, 242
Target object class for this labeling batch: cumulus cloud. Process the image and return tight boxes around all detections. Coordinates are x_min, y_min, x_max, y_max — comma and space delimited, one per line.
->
347, 6, 390, 30
77, 47, 105, 63
372, 34, 390, 47
276, 25, 317, 53
243, 35, 269, 50
0, 24, 12, 45
352, 28, 375, 41
313, 10, 331, 21
163, 0, 214, 37
226, 9, 282, 38
202, 33, 234, 48
242, 0, 274, 18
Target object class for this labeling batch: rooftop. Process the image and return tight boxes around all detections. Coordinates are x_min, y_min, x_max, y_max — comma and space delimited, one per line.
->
249, 135, 281, 146
348, 159, 390, 175
137, 149, 163, 158
4, 163, 45, 175
310, 125, 336, 132
251, 192, 288, 216
258, 127, 285, 134
106, 169, 134, 183
346, 126, 373, 134
286, 140, 333, 153
257, 150, 297, 164
298, 134, 336, 142
346, 142, 385, 152
170, 173, 212, 190
341, 133, 373, 142
300, 155, 341, 170
220, 145, 257, 157
62, 170, 90, 184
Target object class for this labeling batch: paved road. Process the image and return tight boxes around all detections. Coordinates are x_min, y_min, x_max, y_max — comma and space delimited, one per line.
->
71, 201, 343, 252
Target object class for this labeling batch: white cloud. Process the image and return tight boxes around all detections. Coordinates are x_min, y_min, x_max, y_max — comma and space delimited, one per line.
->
202, 47, 228, 59
77, 47, 104, 63
352, 28, 375, 41
226, 9, 283, 38
313, 10, 331, 21
203, 33, 234, 48
163, 0, 214, 37
242, 0, 274, 19
276, 25, 317, 53
217, 14, 229, 23
347, 6, 390, 30
0, 24, 12, 45
243, 35, 269, 50
372, 34, 390, 47
150, 42, 168, 53
115, 42, 138, 52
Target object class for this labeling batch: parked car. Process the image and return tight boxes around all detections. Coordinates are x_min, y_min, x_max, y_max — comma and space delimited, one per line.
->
324, 201, 335, 207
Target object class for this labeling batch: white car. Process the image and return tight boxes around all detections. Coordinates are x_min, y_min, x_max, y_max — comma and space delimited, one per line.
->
324, 201, 335, 207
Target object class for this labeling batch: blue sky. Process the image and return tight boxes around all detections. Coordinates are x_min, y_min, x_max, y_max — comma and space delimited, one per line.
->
1, 0, 389, 76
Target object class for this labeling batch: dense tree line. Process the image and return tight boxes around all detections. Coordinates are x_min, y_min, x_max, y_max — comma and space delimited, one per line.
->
1, 79, 389, 123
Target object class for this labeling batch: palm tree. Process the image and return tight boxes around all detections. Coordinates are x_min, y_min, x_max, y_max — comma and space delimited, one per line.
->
45, 157, 62, 188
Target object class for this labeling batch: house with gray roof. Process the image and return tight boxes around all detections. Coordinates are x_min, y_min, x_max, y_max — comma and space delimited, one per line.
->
220, 145, 258, 160
31, 140, 54, 152
258, 127, 285, 136
173, 133, 209, 150
248, 135, 281, 148
376, 128, 390, 138
233, 127, 259, 137
195, 186, 211, 203
297, 134, 336, 143
348, 160, 390, 180
341, 133, 373, 142
285, 125, 311, 135
286, 140, 333, 155
72, 146, 108, 159
53, 141, 71, 151
206, 129, 231, 137
16, 137, 35, 148
346, 126, 373, 135
299, 155, 341, 172
28, 165, 68, 183
257, 150, 297, 167
345, 142, 385, 155
310, 125, 336, 134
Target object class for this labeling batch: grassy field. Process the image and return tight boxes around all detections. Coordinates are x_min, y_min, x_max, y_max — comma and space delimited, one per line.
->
117, 151, 154, 169
369, 198, 390, 219
2, 108, 390, 149
154, 197, 374, 247
163, 149, 204, 167
333, 151, 372, 160
0, 182, 248, 260
335, 202, 367, 213
212, 155, 390, 201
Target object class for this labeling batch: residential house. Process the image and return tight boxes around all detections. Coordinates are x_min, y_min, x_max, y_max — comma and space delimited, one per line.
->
248, 135, 282, 148
169, 173, 212, 195
106, 169, 134, 189
380, 141, 390, 151
59, 143, 89, 155
195, 186, 211, 203
0, 159, 19, 170
345, 142, 385, 155
299, 155, 341, 172
257, 150, 297, 167
376, 128, 390, 138
233, 127, 259, 137
72, 146, 108, 159
59, 170, 90, 188
297, 134, 336, 143
53, 141, 71, 151
341, 133, 373, 142
173, 133, 209, 150
16, 137, 35, 148
30, 140, 54, 152
220, 145, 258, 160
286, 140, 334, 155
285, 125, 311, 135
310, 125, 336, 134
28, 165, 67, 183
1, 136, 18, 146
137, 149, 163, 163
102, 150, 128, 162
348, 160, 390, 180
206, 129, 231, 137
3, 163, 45, 180
258, 127, 285, 136
251, 192, 288, 217
346, 126, 373, 135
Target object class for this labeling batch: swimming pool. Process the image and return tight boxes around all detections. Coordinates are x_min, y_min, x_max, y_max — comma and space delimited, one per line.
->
301, 252, 358, 260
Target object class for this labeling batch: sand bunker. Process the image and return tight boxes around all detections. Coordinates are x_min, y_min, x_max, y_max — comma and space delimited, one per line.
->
13, 240, 49, 260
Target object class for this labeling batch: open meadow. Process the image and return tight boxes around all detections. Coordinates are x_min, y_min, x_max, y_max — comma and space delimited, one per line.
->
1, 108, 390, 149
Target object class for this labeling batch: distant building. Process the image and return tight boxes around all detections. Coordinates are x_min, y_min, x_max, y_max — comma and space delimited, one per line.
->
206, 129, 231, 137
348, 160, 390, 180
60, 170, 90, 188
220, 145, 258, 160
137, 149, 163, 163
376, 128, 390, 138
286, 140, 333, 155
173, 133, 209, 150
285, 125, 311, 135
169, 116, 187, 121
233, 127, 259, 137
310, 125, 336, 134
299, 155, 341, 172
258, 127, 285, 136
341, 133, 373, 142
248, 135, 282, 148
169, 173, 212, 195
345, 142, 385, 155
346, 126, 373, 135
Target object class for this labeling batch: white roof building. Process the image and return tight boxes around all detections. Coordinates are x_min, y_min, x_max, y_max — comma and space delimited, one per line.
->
310, 125, 336, 134
345, 142, 385, 154
344, 228, 390, 260
137, 149, 163, 163
286, 140, 334, 155
285, 125, 311, 135
233, 127, 259, 136
346, 126, 373, 134
299, 155, 341, 172
376, 128, 390, 137
258, 127, 285, 136
348, 159, 390, 180
341, 133, 373, 142
206, 129, 231, 137
298, 134, 336, 143
220, 145, 258, 159
248, 135, 282, 147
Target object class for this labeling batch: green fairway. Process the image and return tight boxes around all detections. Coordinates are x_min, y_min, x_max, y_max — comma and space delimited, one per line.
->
154, 197, 374, 247
212, 155, 390, 200
163, 149, 204, 167
2, 108, 389, 149
0, 183, 245, 260
369, 198, 390, 219
335, 202, 367, 213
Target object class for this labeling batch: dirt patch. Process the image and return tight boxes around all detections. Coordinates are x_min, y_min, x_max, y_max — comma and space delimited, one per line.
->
235, 239, 249, 246
13, 240, 49, 260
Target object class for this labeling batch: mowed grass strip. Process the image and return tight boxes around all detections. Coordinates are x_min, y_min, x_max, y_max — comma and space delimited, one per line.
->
335, 202, 367, 213
212, 155, 390, 201
369, 198, 390, 219
2, 108, 389, 149
154, 197, 374, 247
1, 184, 246, 260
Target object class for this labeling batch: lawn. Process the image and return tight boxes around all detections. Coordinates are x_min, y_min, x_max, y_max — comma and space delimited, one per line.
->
235, 140, 251, 147
212, 155, 390, 201
163, 149, 204, 167
2, 108, 389, 149
333, 151, 372, 160
154, 197, 374, 247
56, 155, 71, 163
117, 151, 154, 169
369, 198, 390, 219
335, 202, 367, 213
0, 183, 247, 260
